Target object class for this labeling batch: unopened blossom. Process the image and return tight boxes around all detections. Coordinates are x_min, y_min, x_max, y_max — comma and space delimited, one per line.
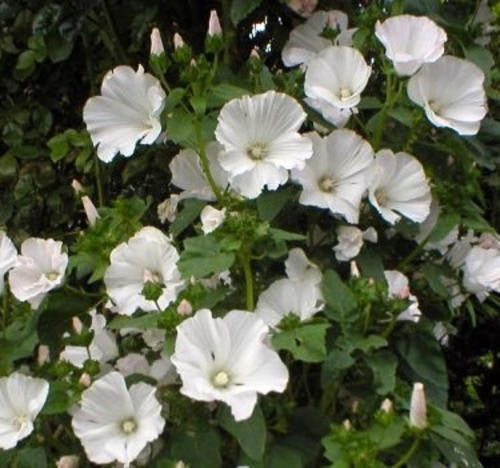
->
407, 56, 487, 135
37, 344, 50, 366
0, 372, 49, 449
83, 65, 165, 162
9, 238, 68, 308
200, 206, 226, 234
72, 372, 165, 466
409, 382, 427, 429
56, 455, 79, 468
71, 179, 84, 194
282, 10, 355, 68
173, 33, 185, 49
208, 10, 222, 36
215, 91, 312, 199
292, 130, 374, 223
150, 27, 164, 56
333, 226, 378, 262
104, 227, 184, 316
375, 15, 447, 76
367, 149, 431, 225
177, 298, 193, 316
171, 309, 289, 421
462, 246, 500, 302
384, 270, 421, 323
287, 0, 318, 17
381, 398, 393, 413
305, 46, 371, 111
157, 195, 180, 224
0, 231, 17, 294
72, 316, 83, 334
79, 373, 92, 387
81, 196, 99, 226
169, 142, 230, 201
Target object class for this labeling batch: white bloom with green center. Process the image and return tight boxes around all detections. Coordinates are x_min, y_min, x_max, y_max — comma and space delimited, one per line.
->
169, 142, 230, 201
407, 56, 487, 135
171, 309, 289, 421
367, 149, 431, 225
83, 65, 166, 162
282, 10, 356, 68
305, 46, 371, 111
0, 372, 49, 450
72, 371, 165, 466
375, 15, 447, 76
8, 238, 68, 308
104, 227, 184, 316
292, 130, 374, 223
215, 91, 312, 199
0, 231, 17, 294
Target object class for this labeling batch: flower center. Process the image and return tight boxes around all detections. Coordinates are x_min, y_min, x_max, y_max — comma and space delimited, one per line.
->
339, 87, 352, 100
428, 99, 441, 113
247, 143, 268, 161
45, 271, 59, 281
212, 370, 230, 388
318, 176, 336, 193
375, 189, 388, 206
143, 268, 162, 284
121, 418, 137, 434
12, 414, 27, 431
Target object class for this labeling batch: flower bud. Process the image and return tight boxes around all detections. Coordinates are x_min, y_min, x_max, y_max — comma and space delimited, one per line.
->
37, 345, 50, 366
150, 27, 164, 56
72, 316, 83, 334
56, 455, 79, 468
287, 0, 318, 17
350, 261, 360, 278
79, 372, 91, 387
81, 195, 99, 226
177, 299, 193, 316
410, 382, 427, 429
250, 46, 260, 59
158, 195, 180, 224
173, 33, 185, 50
208, 10, 222, 37
71, 179, 84, 194
381, 398, 393, 413
200, 205, 226, 234
342, 419, 352, 430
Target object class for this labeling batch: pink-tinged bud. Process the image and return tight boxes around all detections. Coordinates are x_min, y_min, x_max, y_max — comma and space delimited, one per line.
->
350, 261, 360, 278
79, 373, 91, 387
37, 345, 50, 365
56, 455, 79, 468
150, 27, 164, 56
342, 419, 352, 430
287, 0, 318, 17
381, 398, 393, 413
208, 10, 222, 37
250, 46, 260, 59
158, 195, 180, 224
177, 299, 193, 316
81, 196, 99, 226
410, 382, 427, 429
71, 179, 83, 194
72, 316, 83, 334
173, 33, 185, 50
190, 58, 197, 67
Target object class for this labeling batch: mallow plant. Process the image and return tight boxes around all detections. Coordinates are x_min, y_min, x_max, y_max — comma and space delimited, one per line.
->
0, 1, 498, 466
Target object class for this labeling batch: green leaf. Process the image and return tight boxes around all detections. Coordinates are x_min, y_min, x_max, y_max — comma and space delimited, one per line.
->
388, 107, 414, 127
365, 350, 398, 395
272, 323, 330, 363
218, 405, 266, 461
15, 50, 36, 71
166, 108, 195, 147
465, 46, 494, 80
211, 83, 250, 105
190, 95, 207, 116
42, 381, 70, 415
0, 153, 18, 182
165, 88, 186, 111
321, 270, 357, 322
266, 445, 303, 468
13, 447, 47, 468
170, 199, 206, 237
430, 433, 481, 468
421, 263, 449, 299
47, 133, 69, 162
108, 313, 160, 330
269, 228, 305, 241
428, 212, 460, 244
230, 0, 263, 25
257, 186, 295, 221
46, 32, 73, 62
367, 418, 405, 450
357, 248, 386, 283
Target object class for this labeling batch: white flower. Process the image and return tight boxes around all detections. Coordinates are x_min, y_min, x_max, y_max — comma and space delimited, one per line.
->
367, 149, 431, 225
462, 246, 500, 302
0, 372, 49, 450
282, 10, 356, 68
0, 231, 17, 294
72, 371, 165, 466
375, 15, 447, 76
169, 142, 230, 201
171, 309, 289, 421
200, 206, 226, 234
150, 28, 164, 56
60, 310, 118, 368
333, 226, 378, 262
292, 130, 374, 223
157, 194, 180, 224
9, 238, 68, 308
445, 230, 477, 269
285, 247, 321, 285
305, 97, 353, 128
409, 382, 427, 429
104, 227, 184, 316
208, 10, 222, 36
81, 196, 99, 226
215, 91, 312, 199
83, 65, 166, 162
407, 56, 487, 135
287, 0, 318, 17
305, 46, 371, 111
384, 270, 421, 323
255, 278, 323, 328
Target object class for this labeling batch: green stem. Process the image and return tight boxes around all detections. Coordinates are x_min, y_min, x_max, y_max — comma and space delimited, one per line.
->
372, 72, 394, 150
101, 0, 128, 64
240, 252, 254, 311
195, 122, 223, 203
381, 317, 398, 339
397, 234, 431, 271
64, 285, 102, 298
2, 286, 8, 337
94, 154, 104, 207
391, 437, 421, 468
